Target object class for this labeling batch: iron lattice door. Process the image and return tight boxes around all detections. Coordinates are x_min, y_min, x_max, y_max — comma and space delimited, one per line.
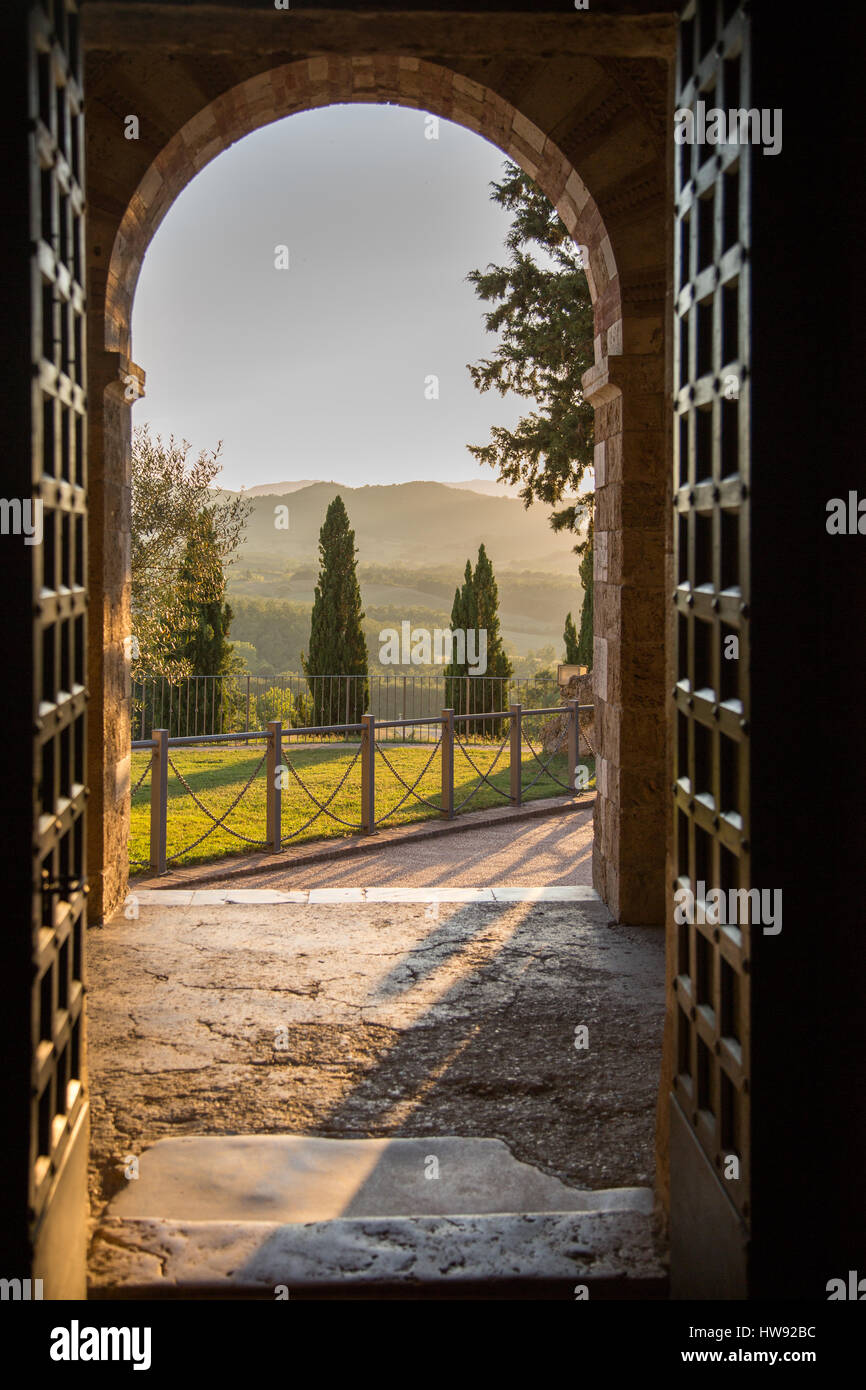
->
671, 0, 752, 1296
28, 0, 89, 1294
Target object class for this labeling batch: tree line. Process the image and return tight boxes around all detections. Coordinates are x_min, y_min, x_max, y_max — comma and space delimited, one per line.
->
301, 496, 516, 728
130, 453, 530, 734
131, 157, 595, 732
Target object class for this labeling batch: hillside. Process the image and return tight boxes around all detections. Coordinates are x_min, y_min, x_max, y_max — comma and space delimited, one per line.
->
221, 480, 582, 574
241, 477, 523, 499
227, 565, 584, 668
236, 477, 561, 501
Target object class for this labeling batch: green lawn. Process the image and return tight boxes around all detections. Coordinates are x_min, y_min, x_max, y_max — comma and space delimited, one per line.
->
129, 740, 595, 873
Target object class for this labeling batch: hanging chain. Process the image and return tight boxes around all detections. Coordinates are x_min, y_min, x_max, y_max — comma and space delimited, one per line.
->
279, 745, 364, 837
374, 739, 443, 822
452, 731, 511, 810
163, 751, 270, 857
131, 754, 152, 794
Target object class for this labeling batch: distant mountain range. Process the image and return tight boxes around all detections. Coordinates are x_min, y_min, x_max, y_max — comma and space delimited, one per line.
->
241, 479, 325, 497
239, 477, 530, 500
221, 479, 583, 573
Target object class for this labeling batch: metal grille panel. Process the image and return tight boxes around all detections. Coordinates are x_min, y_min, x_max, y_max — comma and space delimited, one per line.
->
28, 0, 87, 1227
673, 0, 751, 1221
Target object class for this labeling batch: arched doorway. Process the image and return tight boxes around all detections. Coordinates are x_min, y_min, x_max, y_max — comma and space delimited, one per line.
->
87, 53, 669, 937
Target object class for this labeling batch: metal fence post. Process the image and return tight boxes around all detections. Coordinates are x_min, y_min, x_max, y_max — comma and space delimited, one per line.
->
266, 719, 282, 852
361, 713, 376, 832
441, 708, 454, 818
510, 702, 522, 806
149, 729, 168, 874
245, 675, 251, 738
568, 699, 579, 797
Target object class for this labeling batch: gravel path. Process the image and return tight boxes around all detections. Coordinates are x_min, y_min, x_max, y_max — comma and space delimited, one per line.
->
196, 803, 595, 890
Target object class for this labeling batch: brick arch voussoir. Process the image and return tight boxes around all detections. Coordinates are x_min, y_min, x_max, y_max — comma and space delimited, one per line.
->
105, 55, 623, 360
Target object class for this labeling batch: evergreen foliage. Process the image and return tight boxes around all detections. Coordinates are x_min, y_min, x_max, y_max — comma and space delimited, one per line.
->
466, 160, 596, 668
576, 529, 594, 669
444, 545, 512, 731
302, 495, 369, 725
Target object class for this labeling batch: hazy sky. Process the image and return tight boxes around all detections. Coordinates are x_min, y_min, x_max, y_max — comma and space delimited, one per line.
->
131, 104, 533, 493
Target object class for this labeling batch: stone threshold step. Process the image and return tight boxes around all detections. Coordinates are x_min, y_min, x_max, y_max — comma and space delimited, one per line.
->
90, 1137, 665, 1299
103, 1135, 651, 1224
89, 1211, 667, 1299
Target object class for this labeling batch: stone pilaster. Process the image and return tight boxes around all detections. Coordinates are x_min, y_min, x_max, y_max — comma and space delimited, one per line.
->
86, 348, 143, 922
583, 353, 667, 925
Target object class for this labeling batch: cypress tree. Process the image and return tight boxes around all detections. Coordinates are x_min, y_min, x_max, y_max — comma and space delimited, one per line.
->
459, 559, 478, 715
302, 495, 368, 725
563, 611, 579, 664
444, 549, 512, 726
444, 562, 476, 715
460, 559, 476, 625
575, 538, 593, 669
444, 578, 467, 713
471, 543, 511, 722
173, 512, 235, 734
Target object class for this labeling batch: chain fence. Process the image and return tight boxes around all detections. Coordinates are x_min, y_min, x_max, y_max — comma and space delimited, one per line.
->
130, 701, 595, 874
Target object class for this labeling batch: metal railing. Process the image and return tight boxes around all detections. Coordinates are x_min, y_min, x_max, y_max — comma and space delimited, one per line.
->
130, 672, 562, 742
131, 701, 594, 873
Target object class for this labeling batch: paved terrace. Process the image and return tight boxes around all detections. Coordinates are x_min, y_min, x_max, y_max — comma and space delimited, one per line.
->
88, 880, 664, 1231
90, 808, 665, 1293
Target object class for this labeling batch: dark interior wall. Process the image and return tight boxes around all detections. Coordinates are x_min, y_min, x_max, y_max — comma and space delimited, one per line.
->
749, 9, 865, 1297
0, 2, 41, 1278
2, 0, 860, 1300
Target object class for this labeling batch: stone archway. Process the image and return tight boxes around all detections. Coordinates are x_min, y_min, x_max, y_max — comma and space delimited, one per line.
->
85, 38, 671, 933
103, 57, 625, 361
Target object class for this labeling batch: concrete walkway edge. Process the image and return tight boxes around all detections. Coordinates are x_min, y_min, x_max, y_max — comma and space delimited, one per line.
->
130, 885, 605, 906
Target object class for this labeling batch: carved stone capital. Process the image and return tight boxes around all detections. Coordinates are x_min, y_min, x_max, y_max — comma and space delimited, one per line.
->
582, 351, 664, 406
